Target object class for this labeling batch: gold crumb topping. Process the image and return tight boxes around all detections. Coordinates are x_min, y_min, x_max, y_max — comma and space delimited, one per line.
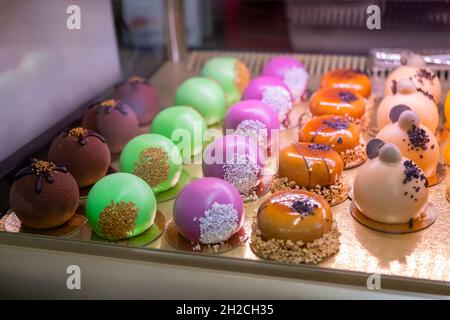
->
31, 160, 56, 174
99, 200, 139, 240
100, 99, 118, 108
251, 218, 340, 264
68, 127, 88, 138
128, 76, 146, 83
133, 147, 169, 188
270, 177, 349, 206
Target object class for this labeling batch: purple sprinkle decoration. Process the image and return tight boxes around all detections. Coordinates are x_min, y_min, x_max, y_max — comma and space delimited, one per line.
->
307, 143, 332, 151
322, 117, 350, 130
403, 160, 428, 187
339, 91, 358, 103
407, 125, 429, 151
292, 199, 318, 216
416, 87, 434, 101
416, 69, 436, 81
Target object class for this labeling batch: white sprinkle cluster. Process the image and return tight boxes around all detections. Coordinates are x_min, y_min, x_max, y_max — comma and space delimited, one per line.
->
199, 202, 239, 244
223, 153, 260, 195
283, 67, 309, 102
261, 86, 292, 122
236, 119, 268, 146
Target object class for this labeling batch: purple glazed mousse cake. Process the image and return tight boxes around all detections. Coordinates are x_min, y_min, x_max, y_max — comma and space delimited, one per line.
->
242, 75, 293, 127
173, 177, 244, 244
262, 56, 309, 103
223, 100, 280, 143
202, 134, 265, 196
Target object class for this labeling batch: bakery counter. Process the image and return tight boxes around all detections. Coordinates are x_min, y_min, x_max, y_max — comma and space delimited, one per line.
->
1, 50, 450, 298
0, 233, 441, 299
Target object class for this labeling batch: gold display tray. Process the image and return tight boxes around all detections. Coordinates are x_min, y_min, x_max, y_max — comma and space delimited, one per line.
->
1, 50, 450, 296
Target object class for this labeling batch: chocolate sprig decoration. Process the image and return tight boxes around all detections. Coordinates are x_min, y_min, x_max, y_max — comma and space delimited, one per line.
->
88, 99, 128, 115
14, 159, 68, 194
63, 127, 106, 146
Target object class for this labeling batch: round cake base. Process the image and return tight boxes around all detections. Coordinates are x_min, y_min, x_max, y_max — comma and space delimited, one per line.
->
155, 169, 192, 203
426, 162, 447, 187
164, 219, 250, 254
350, 201, 436, 234
270, 177, 349, 207
86, 210, 166, 246
0, 209, 87, 237
341, 139, 367, 169
243, 174, 273, 203
250, 220, 341, 265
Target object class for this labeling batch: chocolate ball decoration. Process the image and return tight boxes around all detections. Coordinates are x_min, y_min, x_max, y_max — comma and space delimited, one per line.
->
114, 76, 161, 126
173, 177, 244, 244
119, 134, 182, 194
174, 77, 227, 125
86, 173, 156, 240
48, 127, 111, 188
201, 56, 251, 106
81, 99, 140, 154
150, 106, 207, 158
9, 159, 79, 229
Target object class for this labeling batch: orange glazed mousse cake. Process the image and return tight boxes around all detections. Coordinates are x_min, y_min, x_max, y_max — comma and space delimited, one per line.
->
298, 115, 367, 169
307, 87, 368, 130
251, 190, 340, 264
273, 142, 348, 206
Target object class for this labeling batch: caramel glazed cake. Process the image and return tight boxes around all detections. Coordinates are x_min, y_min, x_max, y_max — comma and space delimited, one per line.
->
251, 190, 340, 264
301, 87, 371, 131
299, 115, 367, 169
271, 142, 349, 206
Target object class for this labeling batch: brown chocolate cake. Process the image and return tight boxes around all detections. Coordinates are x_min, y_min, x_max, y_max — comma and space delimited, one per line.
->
9, 159, 79, 229
114, 76, 161, 126
48, 127, 111, 188
81, 99, 139, 153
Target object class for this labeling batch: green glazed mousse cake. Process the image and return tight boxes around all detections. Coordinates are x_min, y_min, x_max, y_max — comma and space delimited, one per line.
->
119, 133, 182, 193
86, 173, 156, 240
201, 56, 251, 106
150, 106, 207, 158
174, 77, 226, 125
